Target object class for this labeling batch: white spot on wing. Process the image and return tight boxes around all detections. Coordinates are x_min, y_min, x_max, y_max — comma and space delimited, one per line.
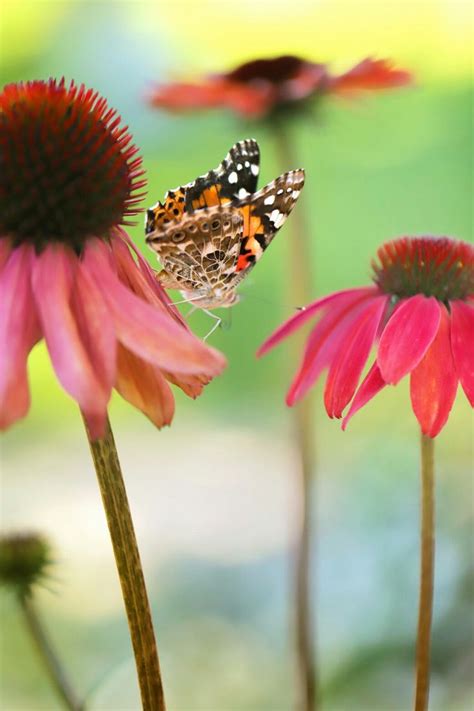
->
228, 171, 238, 184
251, 164, 259, 176
238, 188, 250, 199
270, 209, 286, 228
264, 195, 276, 205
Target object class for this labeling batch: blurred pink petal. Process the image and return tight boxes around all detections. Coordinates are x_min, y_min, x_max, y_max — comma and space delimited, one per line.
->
116, 345, 175, 428
0, 245, 39, 428
377, 295, 441, 384
410, 306, 458, 437
287, 291, 377, 405
257, 287, 377, 357
342, 362, 387, 430
31, 243, 109, 435
329, 58, 412, 94
324, 295, 388, 418
84, 240, 226, 376
449, 300, 474, 406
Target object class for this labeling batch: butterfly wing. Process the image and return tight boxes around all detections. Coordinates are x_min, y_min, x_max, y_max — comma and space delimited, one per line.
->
145, 139, 260, 235
233, 169, 305, 274
184, 138, 260, 211
146, 205, 244, 295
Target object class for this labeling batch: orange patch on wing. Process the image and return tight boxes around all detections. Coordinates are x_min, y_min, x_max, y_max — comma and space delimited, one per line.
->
236, 205, 265, 272
152, 189, 186, 229
191, 184, 232, 209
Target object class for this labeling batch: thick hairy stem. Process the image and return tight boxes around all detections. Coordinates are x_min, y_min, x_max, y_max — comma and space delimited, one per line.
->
84, 414, 165, 711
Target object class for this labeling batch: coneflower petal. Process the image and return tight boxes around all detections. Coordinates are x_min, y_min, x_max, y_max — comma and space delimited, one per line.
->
342, 362, 387, 430
72, 259, 117, 396
257, 287, 377, 357
377, 295, 441, 384
410, 305, 458, 437
0, 245, 39, 428
31, 244, 110, 421
116, 345, 175, 428
287, 291, 376, 405
324, 296, 388, 418
83, 240, 226, 376
449, 300, 474, 407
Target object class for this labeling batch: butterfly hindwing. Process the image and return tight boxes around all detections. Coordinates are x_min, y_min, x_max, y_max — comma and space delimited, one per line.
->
147, 205, 244, 294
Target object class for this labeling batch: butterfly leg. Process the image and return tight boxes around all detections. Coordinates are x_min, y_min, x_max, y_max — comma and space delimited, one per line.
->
202, 309, 222, 341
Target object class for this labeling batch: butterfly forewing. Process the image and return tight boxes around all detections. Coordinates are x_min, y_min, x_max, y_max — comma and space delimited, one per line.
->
184, 138, 261, 211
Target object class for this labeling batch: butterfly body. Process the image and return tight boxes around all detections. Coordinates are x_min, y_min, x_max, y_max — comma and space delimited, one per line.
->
146, 140, 304, 311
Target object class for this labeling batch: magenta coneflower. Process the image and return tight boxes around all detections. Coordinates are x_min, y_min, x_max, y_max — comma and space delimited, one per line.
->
258, 236, 473, 438
260, 238, 473, 708
0, 79, 226, 440
147, 55, 412, 119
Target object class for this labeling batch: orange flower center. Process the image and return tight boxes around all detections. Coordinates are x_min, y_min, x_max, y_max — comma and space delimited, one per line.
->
372, 236, 474, 303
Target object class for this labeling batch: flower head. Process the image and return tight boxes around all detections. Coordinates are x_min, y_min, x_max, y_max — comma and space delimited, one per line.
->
148, 55, 411, 119
0, 533, 52, 597
0, 79, 226, 438
258, 236, 473, 437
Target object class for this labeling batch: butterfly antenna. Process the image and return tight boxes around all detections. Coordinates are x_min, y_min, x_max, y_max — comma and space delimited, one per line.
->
240, 291, 305, 312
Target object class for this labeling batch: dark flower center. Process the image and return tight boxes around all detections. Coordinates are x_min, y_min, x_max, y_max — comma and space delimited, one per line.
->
0, 79, 146, 252
226, 56, 307, 84
372, 236, 474, 303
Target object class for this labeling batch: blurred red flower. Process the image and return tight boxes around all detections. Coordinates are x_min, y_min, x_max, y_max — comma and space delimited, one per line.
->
0, 79, 226, 439
258, 237, 473, 437
148, 55, 412, 118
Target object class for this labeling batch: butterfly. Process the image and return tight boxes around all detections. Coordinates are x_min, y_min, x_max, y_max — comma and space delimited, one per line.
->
145, 139, 305, 334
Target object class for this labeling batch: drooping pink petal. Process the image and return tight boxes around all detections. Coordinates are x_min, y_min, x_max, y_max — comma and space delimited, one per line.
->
0, 245, 39, 429
342, 362, 387, 430
324, 295, 389, 418
257, 287, 378, 357
31, 243, 109, 434
377, 295, 441, 384
84, 239, 226, 376
410, 305, 458, 437
72, 258, 117, 396
450, 300, 474, 407
111, 230, 184, 325
287, 291, 377, 405
116, 344, 175, 428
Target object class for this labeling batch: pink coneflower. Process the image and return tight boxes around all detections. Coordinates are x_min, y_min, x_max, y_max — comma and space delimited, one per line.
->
0, 79, 226, 440
258, 236, 473, 437
148, 55, 412, 119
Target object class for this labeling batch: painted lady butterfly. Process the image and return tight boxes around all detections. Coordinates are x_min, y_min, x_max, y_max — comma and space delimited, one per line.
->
145, 139, 305, 327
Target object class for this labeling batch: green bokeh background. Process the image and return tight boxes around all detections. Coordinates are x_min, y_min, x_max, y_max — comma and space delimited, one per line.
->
1, 1, 472, 709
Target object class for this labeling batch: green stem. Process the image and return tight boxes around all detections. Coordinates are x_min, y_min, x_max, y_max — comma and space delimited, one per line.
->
83, 414, 165, 711
414, 433, 435, 711
20, 593, 84, 711
272, 121, 317, 711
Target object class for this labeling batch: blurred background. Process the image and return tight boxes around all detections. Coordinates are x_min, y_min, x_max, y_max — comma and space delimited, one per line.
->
1, 0, 472, 708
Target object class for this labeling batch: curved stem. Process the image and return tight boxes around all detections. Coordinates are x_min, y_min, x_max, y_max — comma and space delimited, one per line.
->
414, 433, 435, 711
272, 121, 317, 711
83, 414, 165, 711
20, 594, 84, 711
